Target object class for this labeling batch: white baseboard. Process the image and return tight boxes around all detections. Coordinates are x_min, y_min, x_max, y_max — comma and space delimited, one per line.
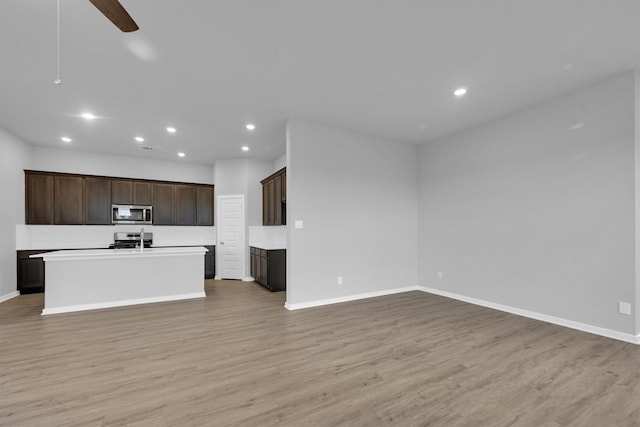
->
0, 291, 20, 303
41, 292, 206, 316
418, 286, 640, 345
243, 276, 255, 282
283, 284, 639, 345
284, 286, 418, 311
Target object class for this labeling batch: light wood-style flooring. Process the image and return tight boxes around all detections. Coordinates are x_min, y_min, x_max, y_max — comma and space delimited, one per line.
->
2, 280, 640, 426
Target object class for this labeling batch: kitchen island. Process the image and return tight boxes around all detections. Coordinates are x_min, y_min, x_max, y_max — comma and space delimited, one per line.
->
33, 247, 208, 315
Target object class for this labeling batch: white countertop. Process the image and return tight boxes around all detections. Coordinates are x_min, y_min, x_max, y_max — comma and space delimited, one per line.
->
32, 246, 208, 262
251, 245, 286, 250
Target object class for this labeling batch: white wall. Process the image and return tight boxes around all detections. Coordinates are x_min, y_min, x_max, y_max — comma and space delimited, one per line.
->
31, 147, 214, 184
418, 72, 637, 335
214, 158, 273, 227
214, 159, 248, 196
0, 129, 32, 299
273, 153, 286, 172
286, 119, 419, 307
636, 72, 640, 335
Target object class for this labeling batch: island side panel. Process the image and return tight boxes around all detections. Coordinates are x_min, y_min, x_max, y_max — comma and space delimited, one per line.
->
43, 253, 205, 314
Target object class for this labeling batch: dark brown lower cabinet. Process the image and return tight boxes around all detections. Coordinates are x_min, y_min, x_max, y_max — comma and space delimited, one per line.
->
250, 247, 285, 292
204, 245, 216, 279
17, 250, 49, 294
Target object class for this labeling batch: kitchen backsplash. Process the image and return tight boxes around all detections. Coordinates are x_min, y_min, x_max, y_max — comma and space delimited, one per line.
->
15, 225, 216, 250
248, 226, 287, 250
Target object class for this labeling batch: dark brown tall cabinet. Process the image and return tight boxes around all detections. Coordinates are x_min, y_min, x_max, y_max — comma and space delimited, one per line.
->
261, 167, 286, 226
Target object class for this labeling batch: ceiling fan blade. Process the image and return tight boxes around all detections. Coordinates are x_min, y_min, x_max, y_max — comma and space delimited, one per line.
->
89, 0, 139, 32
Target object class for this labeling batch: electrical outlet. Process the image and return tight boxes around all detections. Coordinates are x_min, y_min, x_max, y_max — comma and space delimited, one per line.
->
619, 301, 631, 315
437, 272, 443, 279
337, 276, 343, 285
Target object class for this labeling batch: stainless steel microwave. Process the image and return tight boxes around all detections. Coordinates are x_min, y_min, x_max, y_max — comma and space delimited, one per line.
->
111, 205, 153, 224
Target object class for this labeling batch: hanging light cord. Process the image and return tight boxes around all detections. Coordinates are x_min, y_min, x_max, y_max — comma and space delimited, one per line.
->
54, 0, 62, 85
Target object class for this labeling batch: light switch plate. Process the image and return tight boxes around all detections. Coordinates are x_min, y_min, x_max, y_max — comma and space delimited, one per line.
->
295, 220, 303, 229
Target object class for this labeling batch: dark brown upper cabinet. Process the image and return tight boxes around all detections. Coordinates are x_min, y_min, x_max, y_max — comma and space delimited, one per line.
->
133, 181, 152, 206
25, 172, 54, 224
112, 179, 153, 206
111, 179, 133, 205
25, 171, 214, 227
265, 179, 275, 225
273, 174, 282, 225
262, 179, 271, 225
197, 186, 214, 226
152, 183, 176, 225
261, 167, 286, 226
176, 185, 197, 225
281, 171, 286, 202
84, 177, 112, 225
54, 175, 84, 225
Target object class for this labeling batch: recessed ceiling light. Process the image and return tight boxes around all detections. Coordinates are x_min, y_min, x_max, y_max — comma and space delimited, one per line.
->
241, 146, 250, 152
135, 136, 144, 142
177, 152, 186, 157
166, 127, 177, 133
60, 137, 72, 143
245, 123, 255, 131
454, 87, 468, 97
80, 112, 97, 120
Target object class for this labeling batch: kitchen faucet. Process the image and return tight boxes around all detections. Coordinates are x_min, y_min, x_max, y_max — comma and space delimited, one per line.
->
140, 228, 144, 252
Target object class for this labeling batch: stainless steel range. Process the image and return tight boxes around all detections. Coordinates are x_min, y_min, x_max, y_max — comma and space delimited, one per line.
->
109, 232, 153, 249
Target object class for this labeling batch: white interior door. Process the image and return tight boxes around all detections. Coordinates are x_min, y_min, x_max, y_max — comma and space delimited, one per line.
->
216, 195, 245, 280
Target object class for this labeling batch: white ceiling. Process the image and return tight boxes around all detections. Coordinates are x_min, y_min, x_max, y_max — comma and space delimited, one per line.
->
1, 1, 638, 165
